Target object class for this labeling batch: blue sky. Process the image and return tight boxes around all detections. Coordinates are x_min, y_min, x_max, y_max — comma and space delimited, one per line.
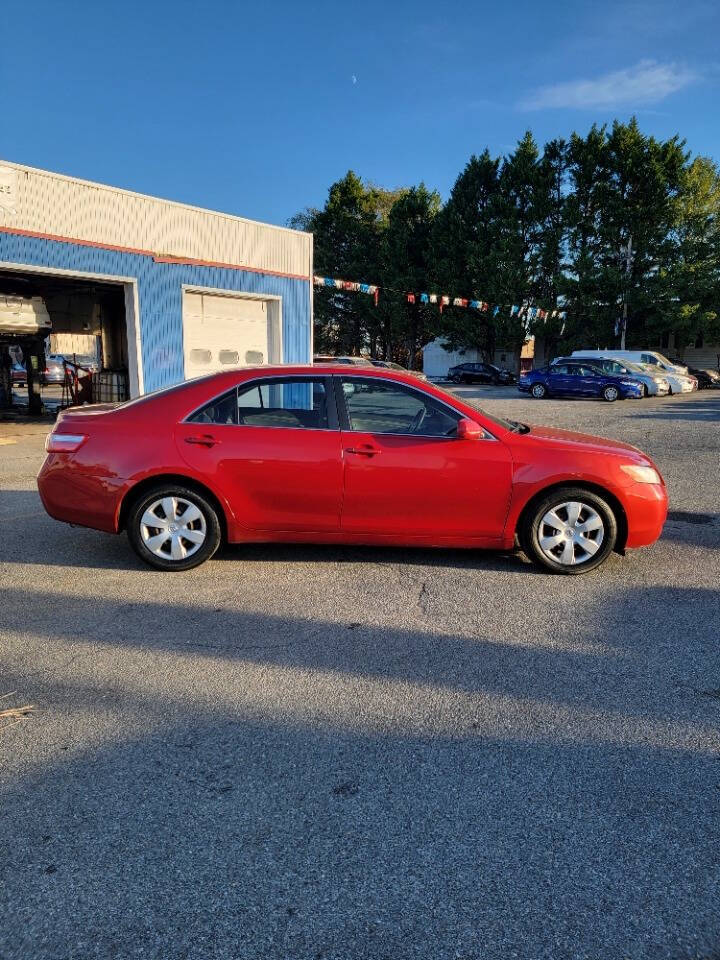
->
3, 0, 718, 228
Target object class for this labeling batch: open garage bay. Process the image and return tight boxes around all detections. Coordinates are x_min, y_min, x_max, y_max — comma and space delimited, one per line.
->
1, 390, 719, 960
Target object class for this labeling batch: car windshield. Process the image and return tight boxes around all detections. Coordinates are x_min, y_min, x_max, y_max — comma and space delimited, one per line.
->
430, 382, 522, 432
119, 377, 216, 409
622, 361, 651, 375
639, 363, 673, 376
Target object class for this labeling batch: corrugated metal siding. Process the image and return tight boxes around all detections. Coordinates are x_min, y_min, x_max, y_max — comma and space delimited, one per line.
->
0, 232, 311, 392
0, 162, 311, 279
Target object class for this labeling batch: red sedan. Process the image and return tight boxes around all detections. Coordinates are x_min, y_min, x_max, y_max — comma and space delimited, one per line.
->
37, 365, 668, 574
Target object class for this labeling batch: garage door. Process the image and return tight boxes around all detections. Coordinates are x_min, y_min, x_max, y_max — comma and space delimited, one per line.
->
182, 291, 270, 380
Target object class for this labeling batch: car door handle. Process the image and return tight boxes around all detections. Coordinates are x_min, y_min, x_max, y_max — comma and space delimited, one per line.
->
345, 444, 381, 457
185, 434, 220, 447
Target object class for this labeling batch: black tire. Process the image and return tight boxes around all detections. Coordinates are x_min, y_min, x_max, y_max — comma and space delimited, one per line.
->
642, 384, 649, 398
127, 484, 222, 571
519, 486, 618, 575
530, 382, 547, 399
603, 385, 619, 402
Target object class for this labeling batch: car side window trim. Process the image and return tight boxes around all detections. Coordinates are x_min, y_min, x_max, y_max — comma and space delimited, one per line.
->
332, 375, 496, 440
183, 375, 340, 431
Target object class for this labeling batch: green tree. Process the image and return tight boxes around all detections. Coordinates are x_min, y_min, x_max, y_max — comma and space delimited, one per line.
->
494, 132, 544, 364
291, 171, 405, 355
530, 138, 569, 358
596, 118, 688, 348
564, 125, 610, 347
430, 150, 503, 355
670, 156, 720, 347
381, 184, 441, 366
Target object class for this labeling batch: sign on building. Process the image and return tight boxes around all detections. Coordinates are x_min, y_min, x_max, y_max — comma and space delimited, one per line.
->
0, 166, 17, 216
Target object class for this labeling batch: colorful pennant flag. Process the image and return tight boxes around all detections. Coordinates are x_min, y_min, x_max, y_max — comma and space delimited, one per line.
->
313, 275, 566, 323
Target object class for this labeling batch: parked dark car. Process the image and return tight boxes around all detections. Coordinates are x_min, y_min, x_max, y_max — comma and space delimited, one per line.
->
448, 362, 516, 385
682, 365, 720, 389
518, 362, 644, 402
370, 359, 428, 381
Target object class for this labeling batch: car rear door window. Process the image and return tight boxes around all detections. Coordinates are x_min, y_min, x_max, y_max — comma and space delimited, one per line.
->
188, 390, 238, 425
236, 378, 331, 429
189, 378, 333, 430
340, 378, 460, 436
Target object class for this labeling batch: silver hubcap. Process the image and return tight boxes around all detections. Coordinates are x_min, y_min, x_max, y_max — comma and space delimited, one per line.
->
532, 385, 544, 397
605, 387, 618, 400
538, 501, 605, 566
140, 496, 207, 561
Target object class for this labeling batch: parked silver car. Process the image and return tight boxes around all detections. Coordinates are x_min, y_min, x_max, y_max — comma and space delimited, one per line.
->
555, 356, 670, 397
637, 363, 697, 394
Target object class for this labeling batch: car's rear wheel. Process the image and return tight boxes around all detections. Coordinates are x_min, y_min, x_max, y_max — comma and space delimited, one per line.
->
519, 487, 617, 575
530, 383, 547, 399
603, 385, 619, 402
127, 484, 222, 571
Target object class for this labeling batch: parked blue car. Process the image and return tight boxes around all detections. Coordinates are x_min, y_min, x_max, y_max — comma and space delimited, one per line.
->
517, 361, 644, 402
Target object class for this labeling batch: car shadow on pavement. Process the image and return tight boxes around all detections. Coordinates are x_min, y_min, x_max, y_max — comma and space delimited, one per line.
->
1, 583, 720, 960
0, 488, 547, 576
629, 397, 720, 422
661, 513, 720, 549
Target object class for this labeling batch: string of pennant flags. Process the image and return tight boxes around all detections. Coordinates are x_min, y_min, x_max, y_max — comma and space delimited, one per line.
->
313, 275, 566, 321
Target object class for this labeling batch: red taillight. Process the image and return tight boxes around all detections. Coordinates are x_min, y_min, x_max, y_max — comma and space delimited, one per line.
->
45, 433, 87, 453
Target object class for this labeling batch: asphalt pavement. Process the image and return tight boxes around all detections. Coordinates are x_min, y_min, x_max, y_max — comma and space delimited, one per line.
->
1, 388, 719, 960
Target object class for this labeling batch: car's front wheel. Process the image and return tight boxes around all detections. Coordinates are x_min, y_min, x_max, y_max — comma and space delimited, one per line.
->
530, 382, 547, 399
127, 484, 222, 571
603, 385, 619, 402
519, 487, 618, 575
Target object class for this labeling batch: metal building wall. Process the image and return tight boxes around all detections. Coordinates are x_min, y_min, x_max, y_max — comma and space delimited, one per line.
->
0, 232, 312, 393
0, 162, 313, 394
0, 162, 311, 279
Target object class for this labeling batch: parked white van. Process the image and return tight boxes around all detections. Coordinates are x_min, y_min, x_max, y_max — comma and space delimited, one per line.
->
570, 350, 688, 375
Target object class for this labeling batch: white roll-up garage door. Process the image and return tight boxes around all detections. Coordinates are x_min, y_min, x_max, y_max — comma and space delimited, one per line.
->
182, 291, 273, 379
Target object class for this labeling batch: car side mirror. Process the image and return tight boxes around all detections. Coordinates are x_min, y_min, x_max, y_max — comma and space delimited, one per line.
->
456, 418, 482, 440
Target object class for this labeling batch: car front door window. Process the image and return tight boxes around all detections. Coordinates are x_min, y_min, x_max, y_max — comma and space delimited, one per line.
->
341, 378, 460, 437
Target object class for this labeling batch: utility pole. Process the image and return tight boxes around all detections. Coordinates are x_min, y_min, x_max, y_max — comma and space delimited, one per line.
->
619, 235, 633, 350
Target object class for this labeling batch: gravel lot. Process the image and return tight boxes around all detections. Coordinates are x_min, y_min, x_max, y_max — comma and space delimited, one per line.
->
1, 388, 719, 960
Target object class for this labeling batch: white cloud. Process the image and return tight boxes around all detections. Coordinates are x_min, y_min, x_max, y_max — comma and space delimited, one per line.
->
519, 60, 697, 110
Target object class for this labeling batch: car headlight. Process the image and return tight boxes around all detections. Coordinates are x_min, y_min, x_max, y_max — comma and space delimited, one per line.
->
620, 464, 662, 484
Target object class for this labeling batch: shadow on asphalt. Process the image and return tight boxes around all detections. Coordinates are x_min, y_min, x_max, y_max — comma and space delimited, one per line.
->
1, 582, 720, 958
0, 489, 547, 576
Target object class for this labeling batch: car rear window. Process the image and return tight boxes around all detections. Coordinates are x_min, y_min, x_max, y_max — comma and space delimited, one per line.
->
119, 377, 215, 410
